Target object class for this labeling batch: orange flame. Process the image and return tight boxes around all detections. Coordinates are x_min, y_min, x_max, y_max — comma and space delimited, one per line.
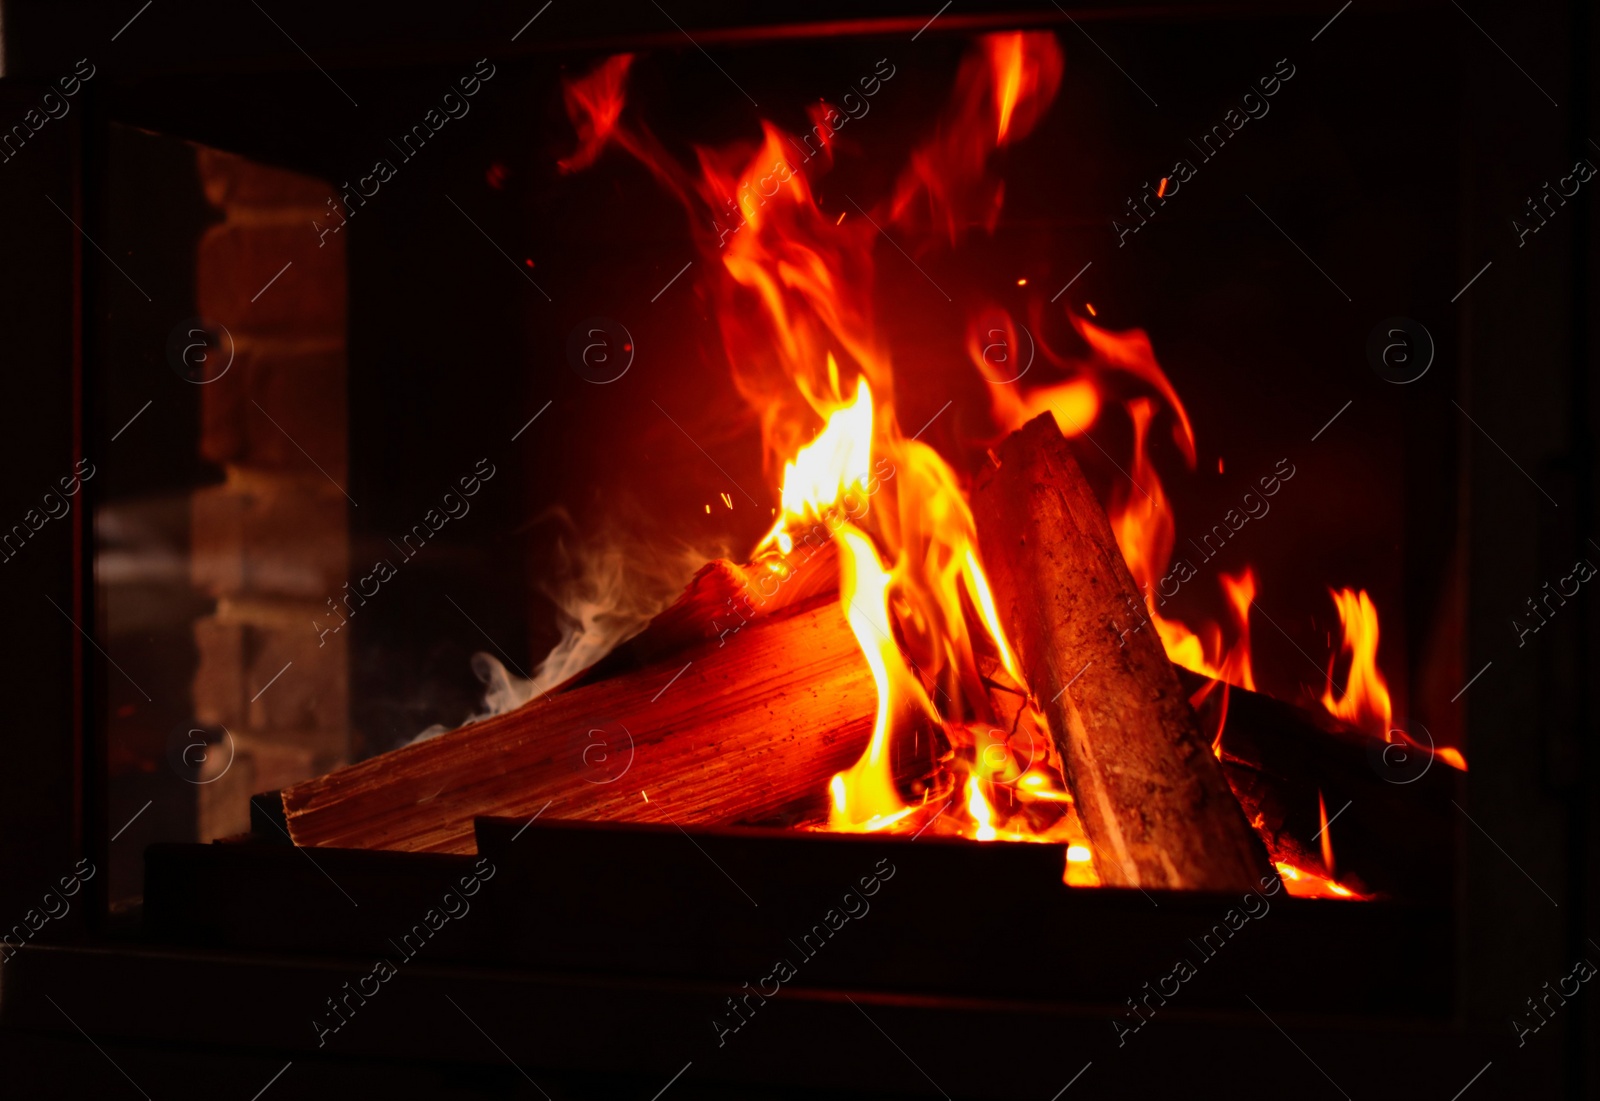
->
1068, 315, 1196, 466
757, 369, 875, 554
759, 369, 1032, 830
828, 527, 931, 831
971, 306, 1102, 438
892, 32, 1063, 244
741, 39, 1075, 838
990, 33, 1026, 142
1317, 789, 1336, 877
1320, 588, 1392, 736
1102, 399, 1252, 690
1320, 587, 1465, 772
1437, 746, 1468, 771
1216, 568, 1258, 693
553, 38, 1075, 841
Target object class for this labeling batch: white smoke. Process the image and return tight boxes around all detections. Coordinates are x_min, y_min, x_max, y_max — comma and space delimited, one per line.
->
414, 514, 727, 742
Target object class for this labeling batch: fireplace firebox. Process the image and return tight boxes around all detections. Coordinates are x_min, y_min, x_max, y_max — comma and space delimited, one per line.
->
0, 1, 1594, 1098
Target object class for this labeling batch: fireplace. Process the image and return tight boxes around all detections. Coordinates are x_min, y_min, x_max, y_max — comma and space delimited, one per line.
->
0, 1, 1593, 1097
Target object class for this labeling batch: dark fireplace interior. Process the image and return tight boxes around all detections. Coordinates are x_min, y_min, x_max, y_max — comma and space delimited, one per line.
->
0, 1, 1593, 1098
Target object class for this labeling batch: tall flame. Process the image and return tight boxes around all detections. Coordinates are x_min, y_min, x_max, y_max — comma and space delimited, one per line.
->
1217, 568, 1258, 693
1320, 588, 1392, 736
990, 33, 1027, 142
829, 526, 931, 831
1103, 399, 1252, 690
1319, 587, 1464, 771
555, 34, 1072, 842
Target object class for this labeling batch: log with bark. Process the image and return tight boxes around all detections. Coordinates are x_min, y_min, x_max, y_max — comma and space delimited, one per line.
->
281, 593, 873, 853
1180, 670, 1457, 900
970, 414, 1274, 892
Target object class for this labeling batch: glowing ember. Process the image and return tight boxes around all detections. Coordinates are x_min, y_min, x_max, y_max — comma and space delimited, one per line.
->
1276, 861, 1362, 900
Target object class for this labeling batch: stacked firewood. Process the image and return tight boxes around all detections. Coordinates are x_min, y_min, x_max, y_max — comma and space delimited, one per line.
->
282, 416, 1450, 899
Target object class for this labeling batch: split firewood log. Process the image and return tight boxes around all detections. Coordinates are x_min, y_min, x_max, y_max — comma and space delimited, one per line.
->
970, 414, 1273, 892
281, 593, 872, 853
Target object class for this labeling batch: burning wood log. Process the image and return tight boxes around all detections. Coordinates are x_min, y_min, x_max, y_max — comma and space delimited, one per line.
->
970, 414, 1272, 892
1180, 670, 1456, 901
280, 594, 873, 853
581, 543, 838, 681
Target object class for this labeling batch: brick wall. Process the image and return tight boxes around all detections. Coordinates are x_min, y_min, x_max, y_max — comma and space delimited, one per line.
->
189, 148, 350, 840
